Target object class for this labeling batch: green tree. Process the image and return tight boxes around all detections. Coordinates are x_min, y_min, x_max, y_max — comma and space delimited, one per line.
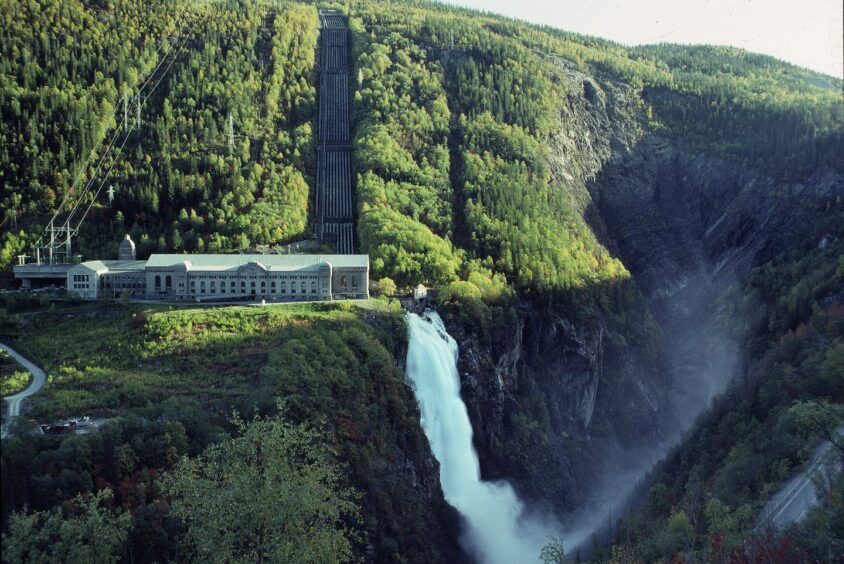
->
704, 496, 752, 552
788, 400, 844, 455
540, 537, 567, 564
161, 404, 359, 563
2, 488, 130, 564
377, 276, 397, 297
667, 509, 695, 555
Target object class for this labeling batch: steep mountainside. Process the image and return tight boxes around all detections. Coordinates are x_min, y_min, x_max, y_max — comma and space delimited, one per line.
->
1, 0, 842, 561
348, 0, 842, 557
1, 0, 318, 268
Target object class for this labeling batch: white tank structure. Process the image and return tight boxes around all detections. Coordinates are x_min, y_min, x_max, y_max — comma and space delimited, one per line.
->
118, 234, 137, 261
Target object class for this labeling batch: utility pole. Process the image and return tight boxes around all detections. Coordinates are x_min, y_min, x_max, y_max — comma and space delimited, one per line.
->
107, 186, 115, 204
123, 93, 129, 132
136, 95, 142, 132
450, 30, 454, 49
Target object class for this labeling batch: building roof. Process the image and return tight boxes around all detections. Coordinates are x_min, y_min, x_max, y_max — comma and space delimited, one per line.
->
145, 253, 368, 270
75, 260, 147, 274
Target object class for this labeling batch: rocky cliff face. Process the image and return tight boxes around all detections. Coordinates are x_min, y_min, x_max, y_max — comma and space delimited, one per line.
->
589, 131, 841, 429
441, 61, 843, 524
442, 300, 668, 520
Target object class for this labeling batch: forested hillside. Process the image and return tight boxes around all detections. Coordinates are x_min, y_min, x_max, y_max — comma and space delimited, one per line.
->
607, 231, 844, 561
1, 0, 842, 562
351, 0, 841, 306
1, 0, 318, 270
352, 2, 630, 300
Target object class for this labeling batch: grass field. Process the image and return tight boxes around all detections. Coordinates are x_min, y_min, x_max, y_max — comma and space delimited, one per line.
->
4, 298, 406, 419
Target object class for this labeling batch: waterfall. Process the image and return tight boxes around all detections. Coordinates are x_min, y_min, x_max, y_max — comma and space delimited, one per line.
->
406, 311, 558, 564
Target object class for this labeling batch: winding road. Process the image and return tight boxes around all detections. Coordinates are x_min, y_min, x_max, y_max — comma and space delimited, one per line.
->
755, 428, 843, 530
1, 342, 46, 438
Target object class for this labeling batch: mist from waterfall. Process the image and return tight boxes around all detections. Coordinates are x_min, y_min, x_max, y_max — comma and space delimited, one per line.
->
406, 311, 558, 564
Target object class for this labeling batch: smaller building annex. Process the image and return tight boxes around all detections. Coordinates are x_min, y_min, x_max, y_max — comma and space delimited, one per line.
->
68, 259, 147, 300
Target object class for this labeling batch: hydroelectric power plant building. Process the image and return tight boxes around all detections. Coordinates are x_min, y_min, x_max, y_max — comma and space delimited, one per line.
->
21, 235, 369, 302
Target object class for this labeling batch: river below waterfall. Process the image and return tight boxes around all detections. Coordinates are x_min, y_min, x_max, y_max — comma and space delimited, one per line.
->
405, 311, 558, 564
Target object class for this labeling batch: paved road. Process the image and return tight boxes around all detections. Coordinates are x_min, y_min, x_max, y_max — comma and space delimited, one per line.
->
1, 342, 47, 438
756, 428, 843, 529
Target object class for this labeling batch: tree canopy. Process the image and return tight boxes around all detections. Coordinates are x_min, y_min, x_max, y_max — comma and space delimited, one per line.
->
162, 406, 359, 564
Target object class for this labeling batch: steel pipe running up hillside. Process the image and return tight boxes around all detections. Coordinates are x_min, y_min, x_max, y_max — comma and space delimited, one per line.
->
319, 151, 353, 220
1, 342, 47, 438
321, 30, 348, 69
322, 15, 346, 29
316, 10, 355, 254
319, 72, 350, 143
322, 222, 355, 254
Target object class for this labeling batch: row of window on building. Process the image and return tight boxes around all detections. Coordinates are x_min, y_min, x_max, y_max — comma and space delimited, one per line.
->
150, 275, 341, 290
146, 274, 362, 295
188, 279, 320, 295
103, 280, 143, 289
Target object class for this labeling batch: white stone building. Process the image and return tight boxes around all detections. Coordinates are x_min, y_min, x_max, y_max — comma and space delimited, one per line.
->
413, 284, 427, 300
68, 259, 146, 300
66, 236, 369, 302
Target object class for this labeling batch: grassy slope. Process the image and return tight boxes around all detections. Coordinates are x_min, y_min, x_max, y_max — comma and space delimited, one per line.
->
1, 300, 460, 562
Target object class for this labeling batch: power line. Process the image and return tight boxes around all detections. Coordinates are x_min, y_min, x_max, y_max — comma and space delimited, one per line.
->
71, 10, 199, 234
45, 11, 186, 228
141, 17, 195, 105
31, 5, 200, 264
68, 13, 192, 223
77, 9, 201, 231
75, 130, 134, 231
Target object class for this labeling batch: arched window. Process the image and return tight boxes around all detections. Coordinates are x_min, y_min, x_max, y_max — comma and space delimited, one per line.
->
340, 275, 347, 288
155, 275, 161, 290
210, 281, 216, 293
250, 281, 256, 294
165, 275, 172, 289
311, 281, 317, 293
200, 281, 206, 293
271, 281, 276, 292
352, 276, 358, 287
261, 281, 266, 290
241, 281, 246, 292
231, 281, 236, 291
221, 284, 226, 294
281, 281, 286, 293
301, 281, 306, 294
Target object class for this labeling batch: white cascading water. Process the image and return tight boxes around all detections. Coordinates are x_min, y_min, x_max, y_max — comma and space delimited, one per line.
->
406, 311, 558, 564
